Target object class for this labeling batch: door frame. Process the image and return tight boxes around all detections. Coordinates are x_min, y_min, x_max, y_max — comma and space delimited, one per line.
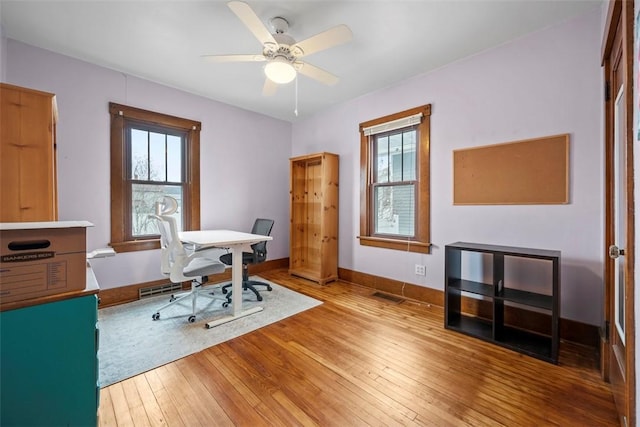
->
602, 0, 636, 425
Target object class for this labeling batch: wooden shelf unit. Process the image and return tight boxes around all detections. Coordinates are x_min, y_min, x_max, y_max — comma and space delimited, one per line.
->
0, 83, 58, 222
444, 242, 560, 363
289, 152, 339, 284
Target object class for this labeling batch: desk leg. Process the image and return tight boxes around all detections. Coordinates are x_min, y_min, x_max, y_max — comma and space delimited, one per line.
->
231, 245, 243, 316
205, 244, 263, 329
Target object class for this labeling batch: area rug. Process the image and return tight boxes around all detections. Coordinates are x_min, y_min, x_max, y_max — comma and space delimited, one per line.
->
98, 277, 322, 387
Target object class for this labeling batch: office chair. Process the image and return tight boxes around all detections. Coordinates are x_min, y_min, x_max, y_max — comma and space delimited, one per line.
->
149, 196, 228, 323
219, 218, 274, 302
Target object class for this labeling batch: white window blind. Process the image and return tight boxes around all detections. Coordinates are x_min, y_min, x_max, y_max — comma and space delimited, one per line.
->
362, 112, 423, 136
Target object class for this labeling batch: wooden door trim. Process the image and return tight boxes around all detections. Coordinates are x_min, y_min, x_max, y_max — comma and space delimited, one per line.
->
601, 1, 636, 425
601, 0, 622, 62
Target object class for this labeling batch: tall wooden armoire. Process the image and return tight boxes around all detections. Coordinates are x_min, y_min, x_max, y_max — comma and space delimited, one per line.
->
1, 83, 58, 222
289, 152, 339, 284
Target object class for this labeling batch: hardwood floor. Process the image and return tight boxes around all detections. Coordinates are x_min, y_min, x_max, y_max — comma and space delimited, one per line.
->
98, 269, 618, 426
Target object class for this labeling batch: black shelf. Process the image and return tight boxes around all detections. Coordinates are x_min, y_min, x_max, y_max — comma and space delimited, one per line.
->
444, 242, 560, 364
497, 288, 553, 311
446, 241, 561, 260
447, 314, 494, 341
447, 278, 493, 297
499, 326, 553, 362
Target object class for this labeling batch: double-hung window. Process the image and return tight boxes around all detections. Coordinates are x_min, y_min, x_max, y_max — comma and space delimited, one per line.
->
109, 103, 201, 253
359, 104, 431, 253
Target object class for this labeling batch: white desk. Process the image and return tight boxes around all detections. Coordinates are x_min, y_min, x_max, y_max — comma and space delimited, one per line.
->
178, 229, 272, 329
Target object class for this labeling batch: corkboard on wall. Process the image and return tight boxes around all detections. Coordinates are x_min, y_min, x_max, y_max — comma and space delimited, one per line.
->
453, 134, 569, 205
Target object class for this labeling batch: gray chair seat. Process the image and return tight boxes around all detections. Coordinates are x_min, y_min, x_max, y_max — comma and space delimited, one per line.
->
184, 257, 226, 277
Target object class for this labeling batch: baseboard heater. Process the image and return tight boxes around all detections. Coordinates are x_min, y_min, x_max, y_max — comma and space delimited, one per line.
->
139, 282, 182, 299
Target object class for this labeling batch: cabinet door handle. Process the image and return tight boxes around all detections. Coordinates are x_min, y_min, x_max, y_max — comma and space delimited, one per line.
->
609, 245, 625, 259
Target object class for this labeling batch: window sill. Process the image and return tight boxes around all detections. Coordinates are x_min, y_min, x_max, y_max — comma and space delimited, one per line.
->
110, 239, 160, 253
358, 236, 431, 254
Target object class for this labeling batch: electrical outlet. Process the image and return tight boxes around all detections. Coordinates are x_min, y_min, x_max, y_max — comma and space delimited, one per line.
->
415, 264, 426, 276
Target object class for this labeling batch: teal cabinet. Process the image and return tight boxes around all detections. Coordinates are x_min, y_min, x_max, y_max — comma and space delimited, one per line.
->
0, 293, 99, 426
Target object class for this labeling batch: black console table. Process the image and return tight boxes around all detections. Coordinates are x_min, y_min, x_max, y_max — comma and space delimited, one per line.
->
444, 242, 560, 363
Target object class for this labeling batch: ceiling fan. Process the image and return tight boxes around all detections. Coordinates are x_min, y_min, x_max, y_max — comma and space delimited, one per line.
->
202, 1, 353, 96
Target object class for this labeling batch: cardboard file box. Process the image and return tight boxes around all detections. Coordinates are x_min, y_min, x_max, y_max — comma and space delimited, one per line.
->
0, 221, 93, 304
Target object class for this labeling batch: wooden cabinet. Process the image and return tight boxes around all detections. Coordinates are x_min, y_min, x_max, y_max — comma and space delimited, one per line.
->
0, 268, 100, 426
1, 83, 58, 222
445, 242, 560, 363
289, 152, 339, 284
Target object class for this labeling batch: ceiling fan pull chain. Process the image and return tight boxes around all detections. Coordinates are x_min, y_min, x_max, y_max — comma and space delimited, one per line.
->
294, 75, 299, 117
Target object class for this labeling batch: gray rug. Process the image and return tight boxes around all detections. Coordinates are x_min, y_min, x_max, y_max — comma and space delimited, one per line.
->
98, 277, 321, 387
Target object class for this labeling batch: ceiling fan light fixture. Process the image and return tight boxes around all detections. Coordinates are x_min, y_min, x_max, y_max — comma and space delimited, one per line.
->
264, 57, 296, 84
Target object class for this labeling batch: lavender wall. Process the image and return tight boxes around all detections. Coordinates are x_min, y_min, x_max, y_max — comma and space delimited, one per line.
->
0, 22, 6, 81
5, 40, 292, 289
3, 7, 605, 326
292, 8, 604, 326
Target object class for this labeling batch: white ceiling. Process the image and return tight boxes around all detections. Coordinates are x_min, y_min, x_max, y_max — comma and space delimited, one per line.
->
1, 1, 601, 122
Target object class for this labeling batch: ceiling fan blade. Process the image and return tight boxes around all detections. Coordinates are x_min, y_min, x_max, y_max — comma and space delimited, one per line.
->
201, 54, 265, 63
292, 24, 352, 57
262, 78, 278, 96
297, 62, 339, 86
227, 1, 277, 47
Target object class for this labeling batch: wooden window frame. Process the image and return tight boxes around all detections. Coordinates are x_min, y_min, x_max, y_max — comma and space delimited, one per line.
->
359, 104, 431, 254
109, 102, 201, 253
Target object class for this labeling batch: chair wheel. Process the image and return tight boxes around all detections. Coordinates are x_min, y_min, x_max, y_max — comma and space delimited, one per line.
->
169, 295, 177, 302
267, 285, 272, 291
222, 302, 229, 308
152, 313, 160, 321
188, 315, 196, 323
222, 288, 228, 294
257, 295, 263, 301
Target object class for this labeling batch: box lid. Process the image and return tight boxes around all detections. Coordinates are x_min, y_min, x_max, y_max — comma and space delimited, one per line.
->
0, 221, 94, 230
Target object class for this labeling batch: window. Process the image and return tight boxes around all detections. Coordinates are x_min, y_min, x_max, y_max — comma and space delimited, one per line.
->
109, 103, 201, 253
359, 104, 431, 253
